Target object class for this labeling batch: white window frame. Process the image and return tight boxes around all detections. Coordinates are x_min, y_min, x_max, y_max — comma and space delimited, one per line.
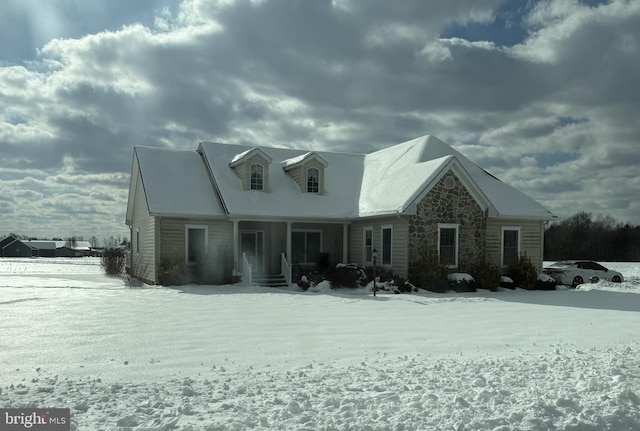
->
363, 226, 373, 264
501, 226, 521, 268
292, 229, 323, 264
185, 224, 208, 265
381, 225, 392, 266
438, 223, 459, 268
250, 163, 264, 191
306, 167, 320, 193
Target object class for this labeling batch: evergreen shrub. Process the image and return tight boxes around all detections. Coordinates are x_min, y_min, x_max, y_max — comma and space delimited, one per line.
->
470, 260, 502, 291
408, 251, 449, 293
507, 253, 538, 290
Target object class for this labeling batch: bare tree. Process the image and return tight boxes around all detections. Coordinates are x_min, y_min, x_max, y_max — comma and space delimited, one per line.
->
65, 236, 78, 249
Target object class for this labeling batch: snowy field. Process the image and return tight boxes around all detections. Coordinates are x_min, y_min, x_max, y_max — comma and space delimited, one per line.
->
1, 258, 639, 430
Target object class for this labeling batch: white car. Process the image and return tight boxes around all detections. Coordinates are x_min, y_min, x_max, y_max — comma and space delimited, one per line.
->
543, 260, 624, 287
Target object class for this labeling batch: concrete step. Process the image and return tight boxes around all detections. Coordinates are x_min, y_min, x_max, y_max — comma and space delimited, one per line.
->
252, 274, 289, 287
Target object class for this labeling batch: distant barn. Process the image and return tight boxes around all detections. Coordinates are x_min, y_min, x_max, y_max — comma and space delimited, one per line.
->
0, 235, 35, 257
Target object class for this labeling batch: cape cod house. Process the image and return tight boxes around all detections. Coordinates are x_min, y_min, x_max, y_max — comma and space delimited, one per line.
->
125, 135, 556, 285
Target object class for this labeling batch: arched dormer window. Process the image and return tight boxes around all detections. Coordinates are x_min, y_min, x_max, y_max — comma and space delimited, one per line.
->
307, 168, 319, 193
250, 164, 264, 190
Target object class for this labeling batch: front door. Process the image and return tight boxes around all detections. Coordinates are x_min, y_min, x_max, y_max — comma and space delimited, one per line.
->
240, 231, 263, 274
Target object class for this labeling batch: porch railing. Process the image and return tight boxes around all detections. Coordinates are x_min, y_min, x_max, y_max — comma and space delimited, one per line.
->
281, 252, 292, 287
242, 252, 253, 286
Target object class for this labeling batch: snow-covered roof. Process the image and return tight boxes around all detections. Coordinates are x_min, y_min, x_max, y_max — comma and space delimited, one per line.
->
130, 135, 555, 221
21, 240, 92, 250
282, 152, 329, 169
229, 147, 273, 167
133, 146, 225, 218
23, 240, 60, 250
360, 135, 555, 220
199, 142, 363, 219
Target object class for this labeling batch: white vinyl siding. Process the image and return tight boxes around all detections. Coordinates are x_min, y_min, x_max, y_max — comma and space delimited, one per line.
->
129, 164, 156, 283
160, 219, 233, 268
349, 219, 409, 277
486, 219, 544, 272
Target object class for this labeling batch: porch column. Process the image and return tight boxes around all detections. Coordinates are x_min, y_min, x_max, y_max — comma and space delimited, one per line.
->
342, 222, 349, 264
286, 221, 292, 262
232, 219, 239, 273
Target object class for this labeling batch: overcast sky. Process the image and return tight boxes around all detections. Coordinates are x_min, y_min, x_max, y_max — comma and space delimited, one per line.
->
1, 0, 639, 241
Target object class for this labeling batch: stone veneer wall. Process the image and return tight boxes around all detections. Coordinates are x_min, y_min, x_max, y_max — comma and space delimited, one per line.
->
408, 171, 486, 270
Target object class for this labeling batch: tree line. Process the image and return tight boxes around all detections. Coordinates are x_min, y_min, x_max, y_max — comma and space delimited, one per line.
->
544, 211, 640, 262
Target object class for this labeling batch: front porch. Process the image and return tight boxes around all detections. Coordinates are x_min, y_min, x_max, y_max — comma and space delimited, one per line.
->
232, 220, 350, 286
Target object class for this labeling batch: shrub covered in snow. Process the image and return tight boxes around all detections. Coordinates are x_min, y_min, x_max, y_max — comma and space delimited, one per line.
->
329, 263, 366, 288
536, 273, 557, 290
448, 273, 477, 292
500, 275, 515, 289
297, 274, 310, 291
360, 266, 413, 293
408, 251, 449, 293
507, 253, 538, 290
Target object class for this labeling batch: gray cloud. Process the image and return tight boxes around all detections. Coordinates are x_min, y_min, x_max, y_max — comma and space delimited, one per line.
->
1, 0, 639, 239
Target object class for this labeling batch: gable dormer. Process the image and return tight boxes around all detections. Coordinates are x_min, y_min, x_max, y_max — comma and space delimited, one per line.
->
229, 148, 273, 191
282, 152, 329, 195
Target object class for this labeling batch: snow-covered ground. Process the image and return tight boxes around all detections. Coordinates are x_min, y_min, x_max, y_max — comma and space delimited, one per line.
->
1, 258, 639, 430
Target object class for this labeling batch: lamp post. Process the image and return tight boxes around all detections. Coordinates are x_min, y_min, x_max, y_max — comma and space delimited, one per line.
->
372, 248, 378, 296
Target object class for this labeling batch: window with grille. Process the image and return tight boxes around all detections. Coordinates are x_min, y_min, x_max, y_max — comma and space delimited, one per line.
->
502, 228, 520, 267
307, 168, 319, 193
438, 224, 459, 267
250, 164, 264, 190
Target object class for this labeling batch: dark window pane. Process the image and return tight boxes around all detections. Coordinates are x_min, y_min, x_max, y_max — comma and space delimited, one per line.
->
502, 230, 519, 266
188, 228, 206, 263
306, 232, 321, 264
382, 228, 392, 265
292, 232, 305, 263
439, 228, 456, 266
